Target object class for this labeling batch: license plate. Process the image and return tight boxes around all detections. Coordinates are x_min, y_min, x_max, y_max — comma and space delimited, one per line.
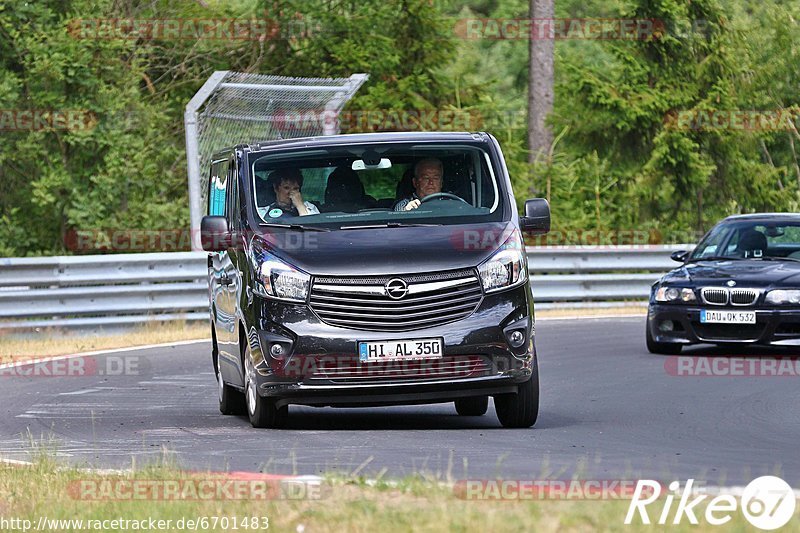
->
700, 310, 756, 324
358, 338, 443, 363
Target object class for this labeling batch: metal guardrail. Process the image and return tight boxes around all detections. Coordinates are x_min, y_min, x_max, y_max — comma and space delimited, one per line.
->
0, 246, 690, 331
526, 246, 688, 302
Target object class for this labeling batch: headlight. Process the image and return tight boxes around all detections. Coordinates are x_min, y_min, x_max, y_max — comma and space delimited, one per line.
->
478, 230, 527, 293
253, 251, 310, 302
655, 286, 696, 303
765, 289, 800, 305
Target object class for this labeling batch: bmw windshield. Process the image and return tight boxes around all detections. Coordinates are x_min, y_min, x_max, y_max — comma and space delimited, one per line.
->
690, 219, 800, 261
248, 143, 506, 229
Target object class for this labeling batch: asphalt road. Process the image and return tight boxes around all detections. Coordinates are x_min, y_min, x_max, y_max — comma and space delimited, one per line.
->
2, 317, 799, 485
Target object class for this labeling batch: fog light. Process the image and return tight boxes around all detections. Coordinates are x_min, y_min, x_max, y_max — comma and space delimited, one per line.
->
659, 320, 675, 333
270, 343, 285, 358
508, 330, 526, 348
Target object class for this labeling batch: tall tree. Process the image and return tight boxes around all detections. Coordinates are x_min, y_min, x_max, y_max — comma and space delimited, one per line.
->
527, 0, 554, 166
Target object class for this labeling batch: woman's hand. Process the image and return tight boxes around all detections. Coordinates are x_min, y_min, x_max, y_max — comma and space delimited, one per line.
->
289, 191, 310, 216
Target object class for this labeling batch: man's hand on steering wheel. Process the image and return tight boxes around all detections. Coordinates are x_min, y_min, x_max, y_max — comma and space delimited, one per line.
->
404, 192, 469, 211
419, 192, 469, 205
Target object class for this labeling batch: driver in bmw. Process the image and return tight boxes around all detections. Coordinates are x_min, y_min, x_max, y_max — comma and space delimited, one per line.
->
394, 158, 446, 211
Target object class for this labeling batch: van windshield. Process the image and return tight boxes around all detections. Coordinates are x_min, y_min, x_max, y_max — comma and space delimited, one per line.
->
249, 143, 505, 228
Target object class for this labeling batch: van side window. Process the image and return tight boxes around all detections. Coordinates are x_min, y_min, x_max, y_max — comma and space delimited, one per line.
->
208, 159, 229, 216
226, 155, 240, 228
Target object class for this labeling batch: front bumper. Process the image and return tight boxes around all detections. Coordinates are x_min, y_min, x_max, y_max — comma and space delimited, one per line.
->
248, 283, 535, 407
648, 303, 800, 347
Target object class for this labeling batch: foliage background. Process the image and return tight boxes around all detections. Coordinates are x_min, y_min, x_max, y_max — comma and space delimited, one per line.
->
0, 0, 798, 255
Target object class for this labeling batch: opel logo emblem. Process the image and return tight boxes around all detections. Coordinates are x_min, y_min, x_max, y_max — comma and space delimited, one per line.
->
727, 280, 737, 287
385, 278, 409, 300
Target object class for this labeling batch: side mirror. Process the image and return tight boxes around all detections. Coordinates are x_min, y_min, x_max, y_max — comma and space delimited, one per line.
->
670, 250, 690, 263
201, 216, 230, 252
520, 198, 551, 235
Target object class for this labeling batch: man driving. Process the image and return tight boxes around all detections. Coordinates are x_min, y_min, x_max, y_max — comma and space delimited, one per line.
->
394, 158, 444, 211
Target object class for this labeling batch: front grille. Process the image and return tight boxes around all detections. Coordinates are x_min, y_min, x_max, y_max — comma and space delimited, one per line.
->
309, 269, 483, 332
692, 322, 766, 341
730, 289, 760, 306
700, 287, 761, 306
304, 355, 492, 383
701, 288, 729, 305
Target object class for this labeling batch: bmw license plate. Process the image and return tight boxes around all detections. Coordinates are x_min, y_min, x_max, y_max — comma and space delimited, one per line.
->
700, 310, 756, 324
358, 338, 443, 363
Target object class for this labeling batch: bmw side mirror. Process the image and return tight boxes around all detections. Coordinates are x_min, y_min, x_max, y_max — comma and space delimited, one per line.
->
201, 216, 230, 252
670, 250, 690, 263
520, 198, 551, 235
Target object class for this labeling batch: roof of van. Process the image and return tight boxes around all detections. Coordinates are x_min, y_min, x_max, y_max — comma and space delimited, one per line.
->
215, 132, 492, 158
723, 213, 800, 221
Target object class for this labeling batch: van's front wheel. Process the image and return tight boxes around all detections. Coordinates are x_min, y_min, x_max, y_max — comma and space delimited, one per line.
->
244, 351, 288, 429
494, 361, 539, 428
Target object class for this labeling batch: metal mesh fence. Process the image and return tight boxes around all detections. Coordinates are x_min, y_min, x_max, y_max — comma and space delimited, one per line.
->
185, 71, 367, 245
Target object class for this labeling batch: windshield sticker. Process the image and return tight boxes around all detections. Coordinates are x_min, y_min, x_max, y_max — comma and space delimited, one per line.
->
268, 208, 283, 218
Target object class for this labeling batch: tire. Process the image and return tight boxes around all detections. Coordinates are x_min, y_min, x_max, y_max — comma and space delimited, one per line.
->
646, 323, 683, 355
455, 396, 489, 416
243, 346, 288, 429
214, 329, 245, 415
494, 360, 539, 428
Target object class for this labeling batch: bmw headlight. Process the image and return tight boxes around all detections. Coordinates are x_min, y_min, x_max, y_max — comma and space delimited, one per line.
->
478, 230, 527, 293
253, 251, 310, 302
655, 286, 696, 303
765, 289, 800, 305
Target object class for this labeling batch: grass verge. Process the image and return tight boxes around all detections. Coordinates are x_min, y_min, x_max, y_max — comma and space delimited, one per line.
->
0, 322, 208, 363
0, 459, 784, 533
537, 304, 647, 319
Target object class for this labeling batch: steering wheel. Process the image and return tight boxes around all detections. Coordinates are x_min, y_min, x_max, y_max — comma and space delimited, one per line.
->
420, 192, 469, 205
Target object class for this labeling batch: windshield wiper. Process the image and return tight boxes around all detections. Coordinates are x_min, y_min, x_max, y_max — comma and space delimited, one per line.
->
694, 256, 745, 261
259, 222, 330, 232
761, 256, 800, 262
339, 222, 443, 230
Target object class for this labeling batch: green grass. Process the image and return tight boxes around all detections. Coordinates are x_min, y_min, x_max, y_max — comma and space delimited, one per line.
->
0, 457, 788, 532
0, 322, 208, 363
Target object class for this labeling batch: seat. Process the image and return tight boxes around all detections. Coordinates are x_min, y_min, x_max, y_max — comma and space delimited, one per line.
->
323, 166, 375, 212
443, 157, 473, 204
737, 229, 768, 258
395, 167, 415, 200
255, 172, 277, 207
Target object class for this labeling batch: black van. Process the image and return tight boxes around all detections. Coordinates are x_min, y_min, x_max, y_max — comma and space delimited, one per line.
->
202, 132, 550, 428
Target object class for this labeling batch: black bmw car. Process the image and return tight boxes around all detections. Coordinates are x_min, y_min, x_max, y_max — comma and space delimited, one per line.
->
647, 213, 800, 354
